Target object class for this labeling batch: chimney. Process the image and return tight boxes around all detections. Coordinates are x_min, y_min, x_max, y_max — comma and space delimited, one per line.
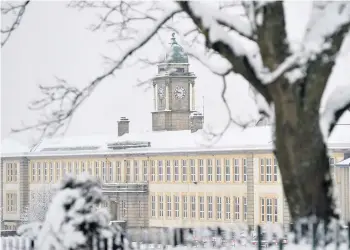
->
118, 117, 130, 136
189, 112, 204, 133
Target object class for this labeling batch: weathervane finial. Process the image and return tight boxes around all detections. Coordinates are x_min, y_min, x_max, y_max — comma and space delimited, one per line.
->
170, 33, 177, 44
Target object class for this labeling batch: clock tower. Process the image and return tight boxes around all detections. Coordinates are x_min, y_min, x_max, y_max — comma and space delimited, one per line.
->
152, 33, 203, 131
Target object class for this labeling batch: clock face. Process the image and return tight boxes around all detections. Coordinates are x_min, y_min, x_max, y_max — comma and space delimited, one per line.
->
174, 86, 186, 99
158, 87, 164, 99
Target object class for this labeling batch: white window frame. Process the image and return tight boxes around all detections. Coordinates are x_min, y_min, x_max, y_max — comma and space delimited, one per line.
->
183, 196, 188, 218
260, 159, 265, 182
167, 195, 172, 217
225, 159, 230, 182
243, 159, 247, 182
134, 160, 139, 182
43, 162, 47, 182
234, 196, 240, 220
225, 197, 231, 220
208, 196, 213, 219
274, 198, 278, 223
199, 159, 204, 182
174, 196, 180, 218
116, 161, 121, 181
273, 158, 278, 182
174, 160, 179, 182
216, 196, 222, 220
166, 160, 171, 182
56, 162, 60, 181
234, 159, 240, 182
266, 198, 273, 222
190, 196, 196, 219
125, 160, 130, 182
243, 196, 247, 221
207, 159, 213, 182
266, 159, 272, 182
49, 162, 53, 182
158, 160, 163, 181
261, 198, 265, 222
182, 160, 187, 182
190, 159, 196, 182
142, 160, 148, 182
216, 159, 221, 182
199, 196, 204, 219
151, 195, 156, 217
159, 195, 164, 217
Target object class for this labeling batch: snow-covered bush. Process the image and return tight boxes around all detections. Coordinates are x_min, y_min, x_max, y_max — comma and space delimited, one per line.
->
18, 174, 130, 250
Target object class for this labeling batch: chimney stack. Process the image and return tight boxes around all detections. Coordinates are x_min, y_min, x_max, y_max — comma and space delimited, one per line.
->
189, 112, 204, 133
118, 117, 130, 136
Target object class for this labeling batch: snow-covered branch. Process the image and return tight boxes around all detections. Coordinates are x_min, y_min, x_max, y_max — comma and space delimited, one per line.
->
12, 5, 180, 141
1, 0, 30, 47
320, 84, 350, 139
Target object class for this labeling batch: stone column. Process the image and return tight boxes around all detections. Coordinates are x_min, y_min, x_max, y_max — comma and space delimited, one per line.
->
165, 83, 169, 110
192, 83, 195, 110
246, 154, 255, 231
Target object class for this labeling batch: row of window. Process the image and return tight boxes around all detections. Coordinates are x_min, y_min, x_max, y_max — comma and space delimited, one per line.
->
27, 158, 259, 184
150, 194, 279, 223
6, 157, 337, 184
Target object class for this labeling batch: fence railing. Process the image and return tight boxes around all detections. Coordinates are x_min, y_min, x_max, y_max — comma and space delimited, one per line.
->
1, 222, 350, 250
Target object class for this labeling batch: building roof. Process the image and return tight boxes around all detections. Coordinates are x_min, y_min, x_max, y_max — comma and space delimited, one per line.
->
1, 125, 349, 158
335, 157, 350, 167
0, 138, 29, 155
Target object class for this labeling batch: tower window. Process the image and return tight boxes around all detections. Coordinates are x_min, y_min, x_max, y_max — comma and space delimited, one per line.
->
176, 68, 184, 73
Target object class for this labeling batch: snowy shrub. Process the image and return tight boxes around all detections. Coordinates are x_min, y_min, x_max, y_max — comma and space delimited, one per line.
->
18, 174, 130, 250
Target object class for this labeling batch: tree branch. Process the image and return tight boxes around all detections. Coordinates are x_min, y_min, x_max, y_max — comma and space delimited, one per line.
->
178, 1, 273, 106
12, 6, 181, 140
1, 0, 30, 47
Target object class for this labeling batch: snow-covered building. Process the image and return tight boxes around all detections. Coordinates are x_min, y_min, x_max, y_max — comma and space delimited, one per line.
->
1, 34, 350, 232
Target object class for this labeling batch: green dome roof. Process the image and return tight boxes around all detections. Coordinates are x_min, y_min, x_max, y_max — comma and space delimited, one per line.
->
165, 33, 189, 64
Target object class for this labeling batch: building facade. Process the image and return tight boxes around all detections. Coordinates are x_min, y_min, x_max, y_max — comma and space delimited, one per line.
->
1, 34, 350, 231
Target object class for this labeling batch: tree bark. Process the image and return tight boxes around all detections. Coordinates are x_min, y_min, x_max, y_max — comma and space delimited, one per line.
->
272, 83, 337, 223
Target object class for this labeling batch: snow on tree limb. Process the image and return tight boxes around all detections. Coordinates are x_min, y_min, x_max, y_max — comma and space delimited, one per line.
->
320, 84, 350, 139
1, 0, 30, 47
11, 6, 180, 140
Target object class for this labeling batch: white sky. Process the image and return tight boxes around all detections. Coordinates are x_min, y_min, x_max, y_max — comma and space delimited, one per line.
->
1, 1, 350, 146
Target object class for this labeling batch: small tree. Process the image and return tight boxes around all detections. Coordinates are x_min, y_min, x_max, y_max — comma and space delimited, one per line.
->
21, 184, 56, 223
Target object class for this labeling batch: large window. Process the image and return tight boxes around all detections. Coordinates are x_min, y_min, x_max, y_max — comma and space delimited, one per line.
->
134, 160, 139, 182
158, 160, 163, 181
216, 197, 222, 220
273, 158, 278, 182
190, 196, 196, 218
183, 196, 188, 218
125, 160, 130, 182
108, 161, 113, 182
6, 163, 18, 182
142, 160, 148, 182
243, 159, 247, 182
56, 162, 60, 181
151, 195, 156, 217
216, 159, 221, 182
31, 163, 36, 181
260, 159, 265, 182
225, 159, 230, 182
151, 160, 155, 182
37, 162, 41, 182
182, 160, 187, 182
234, 197, 240, 220
159, 195, 164, 217
199, 159, 204, 182
116, 161, 121, 181
199, 196, 205, 219
166, 160, 171, 182
243, 197, 247, 221
266, 159, 272, 182
174, 196, 180, 218
6, 193, 17, 213
225, 197, 231, 220
167, 195, 172, 217
190, 159, 196, 182
260, 197, 278, 223
174, 160, 179, 181
234, 159, 240, 182
207, 196, 213, 219
43, 163, 48, 182
207, 159, 213, 182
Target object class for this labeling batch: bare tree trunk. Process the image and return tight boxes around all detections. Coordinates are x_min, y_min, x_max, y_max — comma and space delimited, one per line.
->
272, 84, 336, 223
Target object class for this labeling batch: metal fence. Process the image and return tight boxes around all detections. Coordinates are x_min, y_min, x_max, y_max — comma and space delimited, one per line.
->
1, 222, 350, 250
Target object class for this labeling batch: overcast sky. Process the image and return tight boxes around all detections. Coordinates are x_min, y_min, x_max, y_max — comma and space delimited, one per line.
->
1, 1, 350, 146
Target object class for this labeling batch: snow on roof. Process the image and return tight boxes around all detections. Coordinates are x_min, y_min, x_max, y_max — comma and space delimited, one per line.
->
0, 138, 29, 155
1, 125, 349, 158
336, 158, 350, 167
